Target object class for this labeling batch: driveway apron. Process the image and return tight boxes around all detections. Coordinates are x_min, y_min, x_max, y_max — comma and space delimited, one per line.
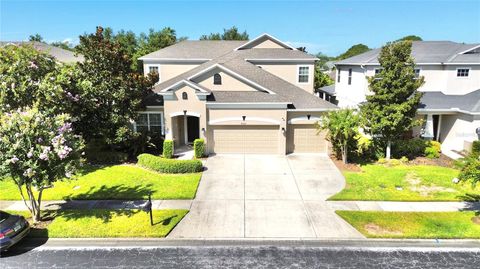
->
168, 154, 363, 239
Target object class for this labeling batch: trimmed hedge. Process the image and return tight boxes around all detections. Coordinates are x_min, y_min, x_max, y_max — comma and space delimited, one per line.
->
163, 140, 173, 159
137, 153, 203, 173
425, 140, 441, 159
193, 139, 205, 159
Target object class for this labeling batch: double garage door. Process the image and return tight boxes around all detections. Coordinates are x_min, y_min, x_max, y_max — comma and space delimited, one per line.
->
211, 125, 279, 154
211, 124, 328, 154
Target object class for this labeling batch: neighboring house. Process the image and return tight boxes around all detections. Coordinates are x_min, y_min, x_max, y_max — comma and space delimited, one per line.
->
329, 41, 480, 155
0, 41, 83, 63
137, 34, 337, 155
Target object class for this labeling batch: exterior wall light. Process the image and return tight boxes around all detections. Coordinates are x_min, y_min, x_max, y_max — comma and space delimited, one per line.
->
281, 127, 286, 133
242, 116, 246, 121
183, 110, 187, 115
307, 114, 311, 120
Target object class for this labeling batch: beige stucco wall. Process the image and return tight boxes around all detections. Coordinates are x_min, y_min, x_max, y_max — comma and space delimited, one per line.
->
251, 39, 286, 49
163, 85, 207, 146
259, 63, 315, 94
444, 65, 480, 95
196, 71, 258, 92
207, 108, 287, 154
143, 62, 200, 82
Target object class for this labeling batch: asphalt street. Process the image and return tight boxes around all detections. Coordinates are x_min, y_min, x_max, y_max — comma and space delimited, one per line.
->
1, 239, 479, 268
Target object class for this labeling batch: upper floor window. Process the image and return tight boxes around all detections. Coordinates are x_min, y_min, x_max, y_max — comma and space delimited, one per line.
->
414, 68, 421, 79
348, 68, 353, 85
298, 66, 309, 83
213, 73, 222, 85
182, 92, 188, 100
457, 68, 470, 77
337, 68, 341, 82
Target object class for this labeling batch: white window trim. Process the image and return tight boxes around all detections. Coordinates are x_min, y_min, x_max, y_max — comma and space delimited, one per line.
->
145, 64, 161, 82
297, 65, 310, 84
134, 111, 164, 135
456, 67, 470, 78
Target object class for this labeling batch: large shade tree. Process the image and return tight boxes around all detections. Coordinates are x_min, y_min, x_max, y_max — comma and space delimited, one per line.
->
73, 26, 157, 146
360, 40, 424, 159
0, 108, 84, 222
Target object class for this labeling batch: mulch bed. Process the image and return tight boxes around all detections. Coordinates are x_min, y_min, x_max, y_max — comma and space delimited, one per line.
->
330, 155, 362, 172
330, 153, 455, 173
408, 154, 455, 168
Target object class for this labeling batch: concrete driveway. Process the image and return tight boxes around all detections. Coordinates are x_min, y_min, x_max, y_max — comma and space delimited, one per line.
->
168, 154, 363, 239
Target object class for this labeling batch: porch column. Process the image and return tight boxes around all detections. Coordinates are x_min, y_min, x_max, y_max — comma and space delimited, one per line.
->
184, 114, 188, 144
423, 114, 434, 139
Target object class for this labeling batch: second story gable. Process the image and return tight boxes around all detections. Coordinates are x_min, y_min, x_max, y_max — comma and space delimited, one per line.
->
138, 34, 317, 94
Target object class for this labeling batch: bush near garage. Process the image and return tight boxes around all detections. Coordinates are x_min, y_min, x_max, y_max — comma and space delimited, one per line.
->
193, 139, 205, 159
137, 154, 203, 173
162, 140, 174, 159
471, 140, 480, 157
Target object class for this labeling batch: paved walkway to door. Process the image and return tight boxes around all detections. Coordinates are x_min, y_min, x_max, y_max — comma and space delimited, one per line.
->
168, 154, 365, 239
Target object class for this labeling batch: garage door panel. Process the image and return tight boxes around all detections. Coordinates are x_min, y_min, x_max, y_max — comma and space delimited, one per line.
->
288, 124, 327, 153
212, 126, 279, 154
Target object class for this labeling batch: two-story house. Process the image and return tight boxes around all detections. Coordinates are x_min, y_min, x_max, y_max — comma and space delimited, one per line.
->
136, 34, 337, 155
323, 41, 480, 156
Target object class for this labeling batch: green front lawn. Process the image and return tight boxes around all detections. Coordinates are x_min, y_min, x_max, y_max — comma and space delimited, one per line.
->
330, 164, 476, 201
9, 209, 188, 238
337, 211, 480, 239
0, 165, 202, 200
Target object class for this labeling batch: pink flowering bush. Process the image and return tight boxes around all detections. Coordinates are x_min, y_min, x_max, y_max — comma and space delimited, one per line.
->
0, 108, 84, 222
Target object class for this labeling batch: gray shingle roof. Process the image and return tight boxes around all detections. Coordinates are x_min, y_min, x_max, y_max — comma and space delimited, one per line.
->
0, 41, 83, 63
138, 40, 245, 60
318, 85, 336, 95
151, 47, 335, 110
335, 41, 480, 65
419, 89, 480, 113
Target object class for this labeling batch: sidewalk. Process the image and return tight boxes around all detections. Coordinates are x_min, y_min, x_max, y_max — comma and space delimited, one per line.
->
0, 199, 193, 211
1, 199, 479, 212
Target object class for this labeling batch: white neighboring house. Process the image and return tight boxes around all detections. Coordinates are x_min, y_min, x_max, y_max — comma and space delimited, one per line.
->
320, 41, 480, 157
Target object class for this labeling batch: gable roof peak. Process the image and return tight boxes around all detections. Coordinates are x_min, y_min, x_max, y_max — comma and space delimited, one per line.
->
234, 33, 297, 51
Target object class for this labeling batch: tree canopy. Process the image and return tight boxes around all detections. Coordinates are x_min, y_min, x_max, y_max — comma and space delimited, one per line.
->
73, 26, 157, 146
396, 35, 423, 42
28, 33, 44, 42
336, 44, 370, 60
0, 44, 59, 113
360, 40, 424, 159
200, 26, 249, 40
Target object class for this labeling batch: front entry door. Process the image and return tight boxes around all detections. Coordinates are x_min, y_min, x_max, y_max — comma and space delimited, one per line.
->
187, 116, 200, 143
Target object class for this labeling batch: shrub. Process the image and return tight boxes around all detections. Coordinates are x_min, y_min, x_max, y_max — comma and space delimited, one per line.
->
86, 150, 128, 164
163, 140, 173, 159
424, 140, 441, 159
391, 138, 427, 159
193, 139, 205, 159
399, 156, 409, 163
137, 153, 202, 173
457, 155, 480, 188
472, 141, 480, 157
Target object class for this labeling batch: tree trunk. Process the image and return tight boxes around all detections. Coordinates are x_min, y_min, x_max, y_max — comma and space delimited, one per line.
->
342, 143, 348, 164
25, 184, 41, 223
386, 140, 391, 160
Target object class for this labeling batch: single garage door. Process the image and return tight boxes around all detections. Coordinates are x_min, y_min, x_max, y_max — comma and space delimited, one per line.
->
288, 124, 327, 153
212, 125, 279, 154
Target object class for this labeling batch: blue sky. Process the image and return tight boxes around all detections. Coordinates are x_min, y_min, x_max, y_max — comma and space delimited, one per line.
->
1, 0, 479, 56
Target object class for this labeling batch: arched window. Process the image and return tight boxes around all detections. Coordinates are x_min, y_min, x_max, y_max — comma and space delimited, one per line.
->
213, 73, 222, 85
182, 92, 188, 100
